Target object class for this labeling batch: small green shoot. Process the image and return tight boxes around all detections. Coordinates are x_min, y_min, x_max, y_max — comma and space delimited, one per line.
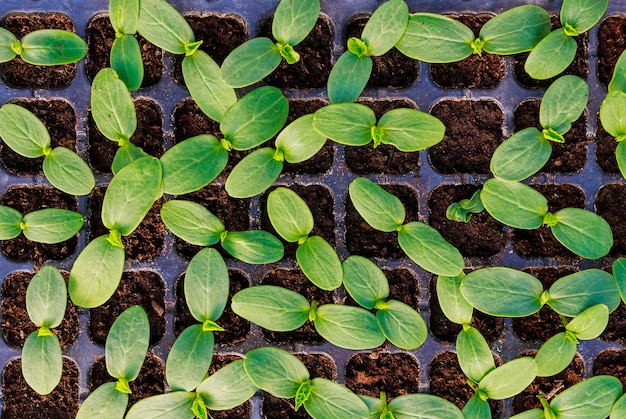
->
599, 89, 626, 179
0, 205, 83, 244
0, 27, 87, 65
109, 0, 143, 90
137, 0, 200, 55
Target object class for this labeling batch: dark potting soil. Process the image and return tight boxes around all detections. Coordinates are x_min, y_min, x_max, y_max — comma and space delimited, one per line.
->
0, 98, 77, 176
345, 15, 418, 88
593, 349, 626, 391
513, 15, 589, 89
1, 270, 79, 348
260, 268, 334, 343
429, 99, 504, 174
88, 270, 166, 346
262, 353, 336, 419
429, 14, 505, 89
595, 114, 621, 174
603, 302, 626, 342
428, 184, 505, 258
514, 99, 588, 173
260, 184, 335, 259
174, 269, 250, 345
208, 354, 252, 419
88, 185, 165, 261
0, 12, 77, 89
88, 352, 165, 407
87, 98, 165, 173
1, 358, 79, 419
171, 14, 247, 85
511, 183, 585, 259
344, 98, 421, 175
85, 15, 163, 88
1, 186, 78, 266
596, 184, 626, 256
259, 16, 334, 89
429, 276, 504, 343
597, 15, 626, 87
172, 184, 251, 260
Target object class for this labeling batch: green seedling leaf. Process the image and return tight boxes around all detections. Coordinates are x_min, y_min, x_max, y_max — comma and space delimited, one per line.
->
461, 267, 544, 317
243, 347, 309, 399
91, 68, 136, 143
388, 394, 465, 419
22, 332, 62, 395
599, 90, 626, 139
125, 391, 195, 419
549, 207, 613, 259
358, 394, 384, 419
43, 147, 95, 196
540, 75, 588, 134
612, 392, 626, 419
22, 208, 83, 244
560, 0, 608, 35
490, 128, 551, 181
396, 13, 473, 62
456, 326, 495, 383
313, 103, 375, 146
197, 360, 256, 411
185, 247, 229, 322
378, 108, 445, 152
481, 178, 548, 229
462, 394, 492, 419
68, 234, 125, 308
267, 187, 314, 243
160, 135, 228, 195
478, 357, 538, 400
182, 50, 236, 122
297, 236, 342, 291
304, 378, 369, 418
160, 200, 224, 247
221, 86, 288, 151
26, 266, 66, 329
138, 0, 196, 54
232, 285, 310, 331
20, 29, 87, 65
225, 148, 283, 198
361, 0, 409, 56
220, 230, 284, 264
272, 0, 320, 46
326, 51, 372, 104
220, 37, 281, 88
110, 34, 143, 91
110, 0, 139, 35
275, 114, 327, 163
437, 274, 473, 325
76, 382, 129, 419
565, 304, 609, 340
166, 324, 214, 392
348, 177, 405, 232
112, 143, 148, 174
398, 222, 465, 277
524, 28, 577, 80
547, 269, 620, 316
610, 50, 626, 93
314, 304, 386, 350
0, 27, 18, 62
0, 206, 22, 239
534, 332, 577, 377
0, 103, 50, 158
342, 255, 389, 309
106, 305, 150, 386
617, 141, 626, 179
377, 299, 427, 350
614, 258, 626, 304
480, 5, 551, 54
102, 156, 162, 236
509, 410, 544, 419
552, 375, 621, 419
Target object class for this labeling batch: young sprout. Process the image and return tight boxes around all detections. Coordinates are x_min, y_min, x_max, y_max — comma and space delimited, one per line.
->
137, 0, 201, 56
109, 0, 144, 90
0, 205, 83, 244
0, 104, 95, 195
0, 27, 87, 65
76, 306, 150, 419
220, 0, 321, 88
21, 266, 67, 395
445, 190, 484, 223
396, 5, 550, 63
359, 392, 465, 419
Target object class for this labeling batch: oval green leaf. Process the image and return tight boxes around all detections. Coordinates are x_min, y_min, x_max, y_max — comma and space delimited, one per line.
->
26, 266, 66, 328
225, 148, 283, 198
379, 108, 445, 152
297, 236, 343, 291
481, 5, 551, 54
560, 0, 608, 34
313, 103, 375, 146
436, 274, 473, 325
110, 0, 139, 35
221, 230, 284, 264
0, 205, 22, 240
326, 52, 372, 104
76, 382, 129, 419
43, 147, 95, 196
20, 29, 87, 65
314, 304, 386, 350
91, 67, 137, 143
617, 140, 626, 179
377, 299, 427, 350
197, 359, 257, 411
272, 0, 320, 46
267, 186, 314, 243
388, 394, 465, 419
550, 207, 613, 259
612, 392, 626, 419
481, 178, 548, 229
348, 177, 405, 232
220, 37, 281, 88
553, 375, 622, 419
160, 200, 224, 247
231, 285, 309, 331
106, 305, 149, 382
110, 34, 143, 91
276, 114, 327, 163
614, 258, 626, 304
524, 28, 577, 80
534, 332, 577, 377
490, 128, 550, 181
600, 90, 626, 138
462, 394, 492, 419
22, 208, 83, 244
166, 324, 214, 392
566, 304, 609, 340
342, 255, 389, 309
125, 391, 194, 419
243, 347, 309, 399
456, 326, 496, 383
478, 357, 538, 400
540, 75, 588, 134
304, 378, 369, 419
0, 27, 17, 62
547, 269, 620, 316
138, 0, 195, 54
361, 0, 409, 56
112, 143, 148, 175
22, 332, 62, 395
0, 103, 50, 158
610, 50, 626, 93
185, 248, 229, 322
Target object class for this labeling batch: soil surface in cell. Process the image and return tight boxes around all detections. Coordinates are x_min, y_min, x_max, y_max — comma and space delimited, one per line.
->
593, 349, 626, 390
596, 184, 626, 256
603, 302, 626, 342
597, 16, 626, 86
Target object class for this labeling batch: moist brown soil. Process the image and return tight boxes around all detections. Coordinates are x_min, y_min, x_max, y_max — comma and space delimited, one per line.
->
598, 16, 626, 86
260, 184, 335, 259
1, 186, 78, 266
88, 270, 166, 346
0, 98, 76, 176
429, 14, 505, 89
596, 184, 626, 256
512, 183, 585, 259
86, 15, 163, 88
88, 98, 165, 173
88, 185, 165, 261
344, 98, 421, 175
172, 184, 250, 260
88, 352, 165, 407
514, 99, 588, 173
513, 15, 589, 89
0, 12, 77, 89
428, 184, 505, 258
171, 14, 247, 85
595, 114, 621, 173
428, 351, 502, 417
603, 303, 626, 342
208, 354, 253, 419
1, 270, 79, 348
2, 358, 79, 419
260, 268, 334, 343
259, 16, 334, 89
345, 184, 419, 259
512, 267, 576, 342
345, 15, 418, 88
429, 276, 504, 343
174, 269, 250, 345
593, 349, 626, 391
429, 99, 504, 174
262, 353, 336, 419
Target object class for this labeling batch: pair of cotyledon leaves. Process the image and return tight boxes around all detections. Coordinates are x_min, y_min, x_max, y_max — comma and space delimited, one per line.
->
108, 0, 144, 90
0, 26, 86, 66
0, 205, 83, 245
